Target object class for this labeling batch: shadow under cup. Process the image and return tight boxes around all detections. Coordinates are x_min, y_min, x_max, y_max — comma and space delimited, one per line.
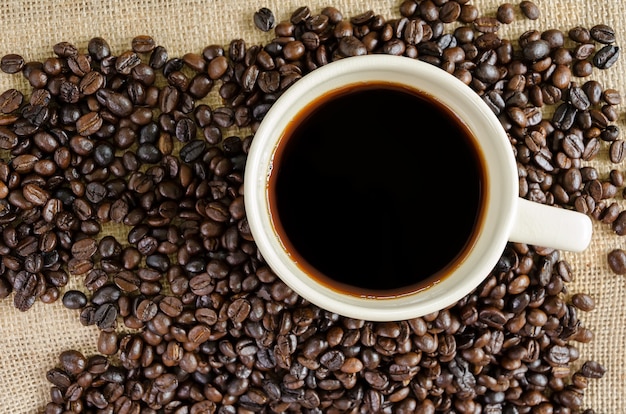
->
266, 81, 489, 299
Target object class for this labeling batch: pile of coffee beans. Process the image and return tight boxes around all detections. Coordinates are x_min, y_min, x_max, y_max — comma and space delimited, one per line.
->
0, 0, 617, 412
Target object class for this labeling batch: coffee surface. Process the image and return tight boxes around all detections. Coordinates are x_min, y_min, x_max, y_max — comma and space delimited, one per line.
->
270, 83, 484, 295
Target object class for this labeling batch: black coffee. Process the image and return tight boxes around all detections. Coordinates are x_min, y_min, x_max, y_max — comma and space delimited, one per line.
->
269, 82, 486, 297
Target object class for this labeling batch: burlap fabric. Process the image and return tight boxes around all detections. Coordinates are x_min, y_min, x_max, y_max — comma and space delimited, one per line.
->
0, 0, 624, 412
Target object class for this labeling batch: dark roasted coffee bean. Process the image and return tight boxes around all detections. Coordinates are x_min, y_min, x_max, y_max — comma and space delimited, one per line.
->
175, 117, 196, 143
593, 45, 620, 69
96, 330, 118, 356
571, 293, 595, 311
609, 140, 626, 163
568, 85, 590, 110
338, 36, 367, 57
520, 1, 540, 20
52, 41, 78, 58
496, 3, 515, 24
83, 270, 107, 295
22, 183, 50, 206
601, 125, 620, 142
131, 35, 156, 53
590, 24, 616, 44
62, 290, 87, 309
0, 88, 23, 114
523, 40, 550, 61
552, 103, 577, 130
71, 238, 98, 260
474, 17, 500, 34
86, 37, 110, 61
115, 50, 141, 75
113, 270, 140, 293
474, 62, 500, 84
607, 248, 626, 273
78, 72, 101, 93
0, 126, 18, 149
91, 285, 121, 306
13, 271, 40, 311
136, 236, 158, 256
254, 7, 275, 32
179, 140, 206, 163
580, 361, 606, 379
136, 144, 162, 164
75, 112, 102, 136
46, 368, 72, 389
159, 296, 183, 317
0, 53, 25, 73
569, 26, 591, 43
94, 303, 118, 330
145, 254, 169, 272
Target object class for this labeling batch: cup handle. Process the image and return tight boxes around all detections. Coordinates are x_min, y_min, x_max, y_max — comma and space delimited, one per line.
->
509, 198, 592, 252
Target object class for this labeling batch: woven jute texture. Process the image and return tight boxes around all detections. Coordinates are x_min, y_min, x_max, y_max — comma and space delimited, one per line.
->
0, 0, 624, 412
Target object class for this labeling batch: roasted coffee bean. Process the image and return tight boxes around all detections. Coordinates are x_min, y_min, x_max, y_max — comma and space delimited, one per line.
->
46, 368, 72, 390
254, 7, 275, 32
71, 238, 98, 261
474, 17, 500, 34
0, 126, 19, 151
568, 26, 590, 43
600, 125, 620, 142
207, 56, 229, 80
159, 296, 183, 317
180, 140, 206, 163
52, 41, 78, 58
607, 248, 626, 273
58, 350, 87, 377
338, 36, 367, 57
573, 59, 593, 77
593, 45, 620, 69
97, 89, 134, 117
602, 88, 621, 105
13, 271, 40, 311
562, 134, 585, 159
91, 285, 121, 306
0, 53, 25, 73
568, 85, 590, 110
580, 361, 606, 379
113, 271, 140, 293
520, 1, 540, 20
131, 35, 156, 53
496, 3, 515, 24
523, 40, 550, 61
115, 50, 141, 75
0, 88, 23, 113
76, 112, 102, 136
590, 24, 616, 44
94, 303, 118, 330
571, 293, 596, 312
22, 183, 49, 206
609, 140, 626, 163
62, 290, 87, 309
573, 43, 596, 61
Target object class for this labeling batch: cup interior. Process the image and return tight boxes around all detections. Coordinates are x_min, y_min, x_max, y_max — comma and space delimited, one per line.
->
244, 54, 518, 321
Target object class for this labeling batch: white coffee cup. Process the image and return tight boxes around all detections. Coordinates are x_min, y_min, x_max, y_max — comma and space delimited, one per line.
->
244, 54, 592, 321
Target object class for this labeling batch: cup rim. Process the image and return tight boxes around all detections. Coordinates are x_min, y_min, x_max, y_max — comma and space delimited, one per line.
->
244, 55, 518, 321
